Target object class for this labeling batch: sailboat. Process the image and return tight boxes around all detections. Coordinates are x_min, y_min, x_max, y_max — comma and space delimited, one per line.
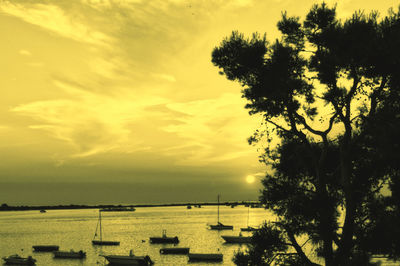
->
92, 210, 120, 246
209, 195, 233, 230
240, 205, 258, 232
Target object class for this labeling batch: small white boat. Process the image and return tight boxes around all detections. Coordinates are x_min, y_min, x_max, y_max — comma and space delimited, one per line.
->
188, 253, 223, 262
2, 254, 36, 265
53, 250, 86, 259
101, 250, 153, 265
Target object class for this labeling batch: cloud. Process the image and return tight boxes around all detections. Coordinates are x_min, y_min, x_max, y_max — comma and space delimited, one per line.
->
152, 73, 176, 82
19, 49, 31, 56
0, 2, 112, 46
10, 80, 161, 158
161, 93, 260, 165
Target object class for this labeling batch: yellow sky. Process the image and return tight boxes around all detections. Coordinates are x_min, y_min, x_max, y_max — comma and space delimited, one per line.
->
0, 0, 397, 204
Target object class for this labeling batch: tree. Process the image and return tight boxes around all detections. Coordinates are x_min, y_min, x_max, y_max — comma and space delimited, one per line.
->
212, 3, 400, 265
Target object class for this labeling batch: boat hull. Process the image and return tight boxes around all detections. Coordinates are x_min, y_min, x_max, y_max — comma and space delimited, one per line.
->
3, 255, 36, 265
102, 255, 153, 265
53, 251, 86, 259
188, 253, 223, 262
221, 235, 252, 244
32, 245, 59, 252
159, 248, 189, 254
209, 224, 233, 230
240, 226, 258, 232
92, 240, 120, 246
149, 236, 179, 244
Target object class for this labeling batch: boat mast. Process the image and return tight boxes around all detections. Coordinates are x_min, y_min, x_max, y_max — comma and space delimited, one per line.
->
247, 205, 250, 227
217, 194, 220, 224
99, 210, 102, 241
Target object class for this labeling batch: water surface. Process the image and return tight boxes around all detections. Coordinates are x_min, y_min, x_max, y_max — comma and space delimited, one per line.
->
0, 206, 269, 265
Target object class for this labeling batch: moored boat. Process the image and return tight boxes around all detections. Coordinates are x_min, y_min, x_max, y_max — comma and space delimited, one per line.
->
221, 235, 252, 244
53, 250, 86, 259
101, 250, 153, 265
92, 210, 120, 246
240, 205, 258, 232
209, 222, 233, 230
32, 245, 59, 252
240, 226, 258, 232
209, 195, 233, 230
188, 253, 223, 262
160, 248, 190, 254
92, 240, 120, 245
150, 230, 179, 244
2, 254, 36, 265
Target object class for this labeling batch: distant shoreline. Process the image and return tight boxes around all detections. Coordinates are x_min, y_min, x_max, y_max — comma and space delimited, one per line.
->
0, 201, 263, 211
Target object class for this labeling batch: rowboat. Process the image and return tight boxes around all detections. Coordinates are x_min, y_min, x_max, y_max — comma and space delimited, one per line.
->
2, 254, 36, 265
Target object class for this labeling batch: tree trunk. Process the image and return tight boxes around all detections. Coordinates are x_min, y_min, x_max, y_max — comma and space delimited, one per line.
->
336, 144, 355, 265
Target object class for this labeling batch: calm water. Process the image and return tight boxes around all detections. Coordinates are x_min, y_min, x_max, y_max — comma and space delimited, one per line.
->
0, 206, 270, 265
0, 206, 395, 266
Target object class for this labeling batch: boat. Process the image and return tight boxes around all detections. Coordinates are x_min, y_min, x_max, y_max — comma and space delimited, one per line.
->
188, 253, 223, 262
92, 210, 120, 246
2, 254, 36, 265
240, 205, 258, 232
240, 226, 258, 232
160, 248, 190, 254
101, 250, 153, 265
100, 207, 136, 212
32, 245, 59, 252
209, 195, 233, 230
53, 250, 86, 259
39, 209, 46, 213
209, 222, 233, 230
187, 205, 192, 209
150, 229, 179, 244
221, 234, 252, 244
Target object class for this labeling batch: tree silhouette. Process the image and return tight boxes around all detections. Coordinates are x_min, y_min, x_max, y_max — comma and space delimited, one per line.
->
212, 3, 400, 265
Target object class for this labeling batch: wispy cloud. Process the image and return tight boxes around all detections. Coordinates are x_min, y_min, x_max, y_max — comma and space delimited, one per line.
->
19, 49, 31, 56
152, 73, 176, 82
0, 2, 113, 46
161, 93, 260, 165
11, 80, 162, 158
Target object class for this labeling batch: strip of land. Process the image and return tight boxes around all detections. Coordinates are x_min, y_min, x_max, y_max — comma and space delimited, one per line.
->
0, 201, 263, 211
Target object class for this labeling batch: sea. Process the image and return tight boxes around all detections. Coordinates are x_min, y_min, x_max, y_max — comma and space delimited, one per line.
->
0, 206, 395, 266
0, 206, 269, 266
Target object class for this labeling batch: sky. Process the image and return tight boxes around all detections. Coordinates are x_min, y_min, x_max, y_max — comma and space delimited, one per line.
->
0, 0, 397, 205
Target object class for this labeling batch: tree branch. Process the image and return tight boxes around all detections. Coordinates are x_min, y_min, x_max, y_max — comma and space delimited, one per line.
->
265, 118, 292, 133
369, 76, 387, 117
294, 112, 325, 137
273, 222, 319, 265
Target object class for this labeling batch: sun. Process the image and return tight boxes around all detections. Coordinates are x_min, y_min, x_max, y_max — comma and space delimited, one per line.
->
246, 175, 255, 184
